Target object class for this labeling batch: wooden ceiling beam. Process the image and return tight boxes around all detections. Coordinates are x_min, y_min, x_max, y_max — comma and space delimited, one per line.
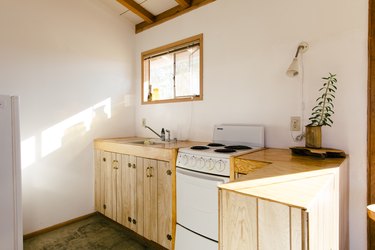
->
136, 0, 215, 33
117, 0, 155, 23
175, 0, 191, 8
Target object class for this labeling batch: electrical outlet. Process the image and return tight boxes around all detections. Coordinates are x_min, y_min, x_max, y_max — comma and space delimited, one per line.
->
142, 118, 146, 127
290, 116, 301, 131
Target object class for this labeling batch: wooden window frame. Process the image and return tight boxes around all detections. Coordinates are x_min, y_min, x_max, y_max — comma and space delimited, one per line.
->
141, 34, 203, 105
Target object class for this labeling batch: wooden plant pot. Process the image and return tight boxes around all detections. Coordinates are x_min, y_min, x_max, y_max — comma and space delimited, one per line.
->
305, 125, 322, 148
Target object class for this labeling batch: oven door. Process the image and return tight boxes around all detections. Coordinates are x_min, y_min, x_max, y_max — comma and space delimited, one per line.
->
176, 167, 229, 241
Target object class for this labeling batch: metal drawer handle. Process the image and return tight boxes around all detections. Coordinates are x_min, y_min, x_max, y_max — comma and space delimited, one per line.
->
146, 167, 151, 177
113, 160, 119, 169
149, 166, 153, 177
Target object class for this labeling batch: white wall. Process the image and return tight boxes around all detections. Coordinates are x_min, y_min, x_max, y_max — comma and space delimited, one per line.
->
135, 0, 368, 248
0, 0, 136, 234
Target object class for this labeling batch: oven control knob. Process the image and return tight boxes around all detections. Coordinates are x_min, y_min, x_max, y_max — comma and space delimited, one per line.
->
190, 156, 197, 168
207, 159, 214, 170
181, 154, 189, 165
198, 157, 205, 169
215, 160, 225, 172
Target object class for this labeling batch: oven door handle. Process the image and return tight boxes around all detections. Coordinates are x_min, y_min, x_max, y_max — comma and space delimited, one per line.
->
176, 167, 228, 184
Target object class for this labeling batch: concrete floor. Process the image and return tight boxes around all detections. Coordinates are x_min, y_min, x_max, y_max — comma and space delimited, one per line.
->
24, 214, 152, 250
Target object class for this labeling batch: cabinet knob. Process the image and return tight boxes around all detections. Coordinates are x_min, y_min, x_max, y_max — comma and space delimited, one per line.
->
103, 157, 106, 162
132, 163, 136, 169
103, 204, 107, 210
132, 219, 137, 225
146, 167, 150, 177
166, 170, 172, 175
128, 217, 131, 222
128, 163, 131, 168
167, 234, 172, 241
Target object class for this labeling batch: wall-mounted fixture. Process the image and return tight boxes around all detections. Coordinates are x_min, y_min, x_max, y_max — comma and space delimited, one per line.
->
286, 42, 309, 77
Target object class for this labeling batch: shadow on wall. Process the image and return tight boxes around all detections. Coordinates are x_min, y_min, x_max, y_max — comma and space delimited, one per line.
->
21, 98, 112, 170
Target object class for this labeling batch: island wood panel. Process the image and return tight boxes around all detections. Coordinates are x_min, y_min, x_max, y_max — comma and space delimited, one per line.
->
308, 175, 335, 250
219, 190, 257, 250
219, 189, 307, 250
157, 161, 172, 249
290, 207, 303, 250
258, 199, 290, 249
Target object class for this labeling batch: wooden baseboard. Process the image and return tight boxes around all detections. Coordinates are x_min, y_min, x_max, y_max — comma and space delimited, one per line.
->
23, 212, 98, 240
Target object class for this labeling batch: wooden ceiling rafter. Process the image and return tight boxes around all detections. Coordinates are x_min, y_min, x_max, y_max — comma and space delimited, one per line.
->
116, 0, 155, 23
116, 0, 216, 33
135, 0, 215, 33
175, 0, 191, 8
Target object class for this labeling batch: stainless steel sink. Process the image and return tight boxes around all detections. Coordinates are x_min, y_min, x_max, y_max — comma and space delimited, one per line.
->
129, 140, 165, 145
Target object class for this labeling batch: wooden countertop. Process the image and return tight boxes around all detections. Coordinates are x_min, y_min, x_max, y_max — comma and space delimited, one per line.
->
94, 137, 207, 161
219, 148, 347, 210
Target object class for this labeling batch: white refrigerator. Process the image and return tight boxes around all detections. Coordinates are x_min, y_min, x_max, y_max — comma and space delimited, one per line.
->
0, 95, 23, 249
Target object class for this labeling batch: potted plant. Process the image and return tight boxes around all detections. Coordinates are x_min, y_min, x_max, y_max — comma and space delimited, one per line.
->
306, 73, 338, 148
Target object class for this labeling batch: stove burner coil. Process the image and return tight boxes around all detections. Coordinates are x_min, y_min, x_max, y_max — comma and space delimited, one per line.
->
190, 146, 210, 150
225, 145, 252, 150
214, 148, 236, 153
207, 143, 226, 147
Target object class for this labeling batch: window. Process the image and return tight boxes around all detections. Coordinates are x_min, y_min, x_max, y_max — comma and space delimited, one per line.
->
141, 34, 203, 104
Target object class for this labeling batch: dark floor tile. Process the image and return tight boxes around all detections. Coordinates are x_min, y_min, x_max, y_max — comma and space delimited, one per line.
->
24, 214, 149, 250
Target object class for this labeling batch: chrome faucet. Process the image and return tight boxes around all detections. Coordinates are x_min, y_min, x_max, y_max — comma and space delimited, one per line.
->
144, 125, 165, 141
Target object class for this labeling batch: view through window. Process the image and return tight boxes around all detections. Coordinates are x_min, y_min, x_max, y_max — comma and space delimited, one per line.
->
141, 34, 203, 104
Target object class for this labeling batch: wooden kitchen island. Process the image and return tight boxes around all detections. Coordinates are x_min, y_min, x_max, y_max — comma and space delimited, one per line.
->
219, 148, 348, 250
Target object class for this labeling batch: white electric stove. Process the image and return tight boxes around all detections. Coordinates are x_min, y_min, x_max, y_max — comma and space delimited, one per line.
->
176, 124, 264, 177
175, 124, 265, 250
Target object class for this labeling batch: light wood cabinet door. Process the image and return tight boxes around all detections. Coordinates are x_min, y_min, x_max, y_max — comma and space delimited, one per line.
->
143, 158, 158, 242
121, 154, 144, 234
94, 151, 122, 223
104, 152, 122, 223
94, 151, 173, 249
142, 159, 173, 249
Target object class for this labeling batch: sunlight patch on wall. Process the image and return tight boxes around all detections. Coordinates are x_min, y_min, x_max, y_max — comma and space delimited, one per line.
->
21, 136, 36, 169
41, 98, 111, 158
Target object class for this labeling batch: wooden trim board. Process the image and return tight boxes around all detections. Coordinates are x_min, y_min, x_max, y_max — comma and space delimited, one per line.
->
23, 212, 97, 240
369, 0, 375, 249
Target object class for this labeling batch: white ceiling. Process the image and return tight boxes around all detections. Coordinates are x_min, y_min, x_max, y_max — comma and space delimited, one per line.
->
98, 0, 179, 24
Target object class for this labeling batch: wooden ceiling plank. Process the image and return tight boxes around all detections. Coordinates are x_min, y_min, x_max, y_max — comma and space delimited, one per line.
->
175, 0, 191, 8
136, 0, 215, 33
117, 0, 155, 23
